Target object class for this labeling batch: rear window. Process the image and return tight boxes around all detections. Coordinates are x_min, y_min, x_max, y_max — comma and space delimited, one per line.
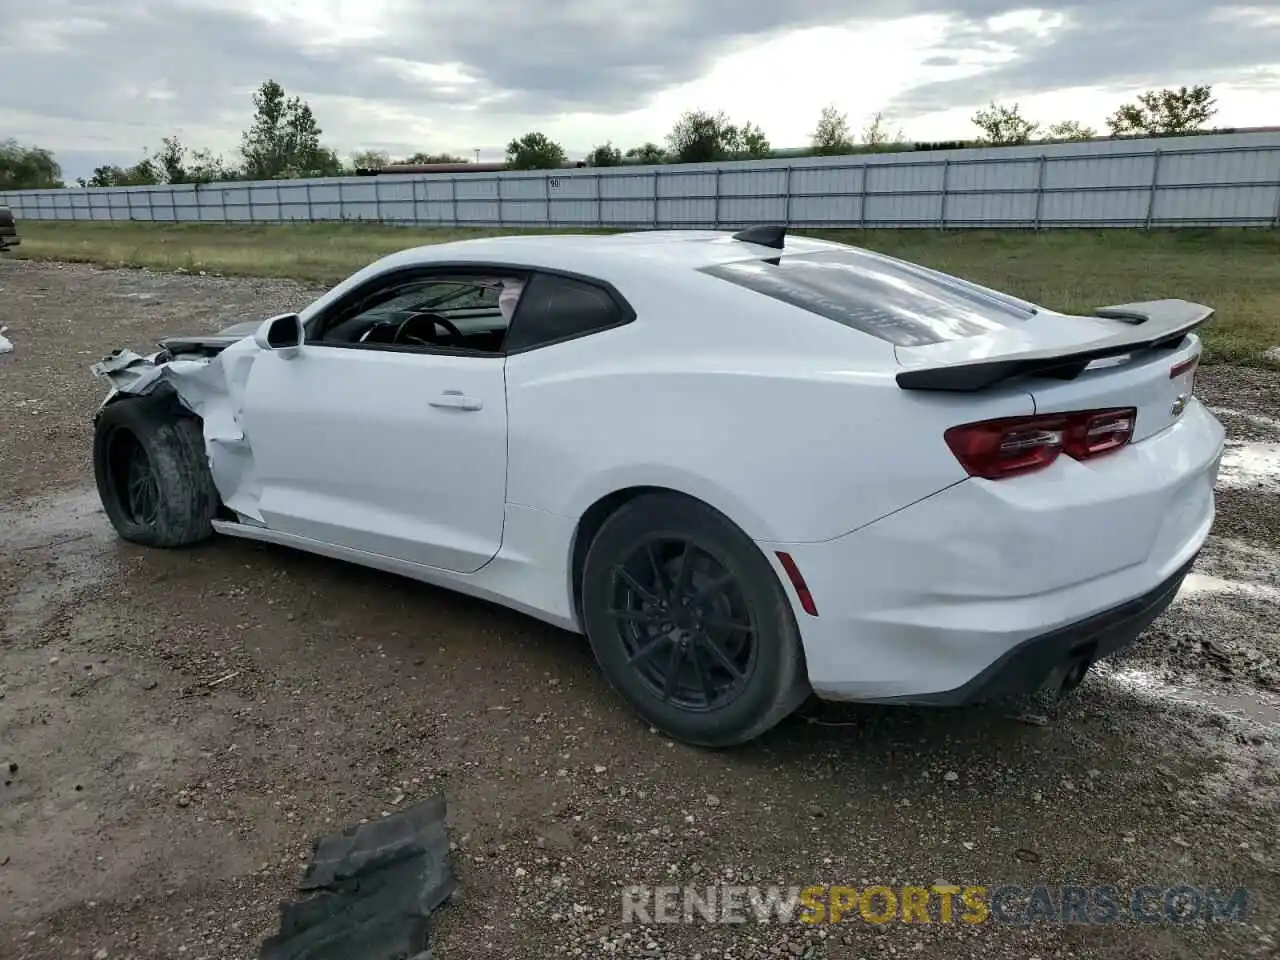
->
699, 249, 1037, 346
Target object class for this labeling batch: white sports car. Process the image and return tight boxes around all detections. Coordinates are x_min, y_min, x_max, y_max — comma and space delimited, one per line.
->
91, 226, 1225, 746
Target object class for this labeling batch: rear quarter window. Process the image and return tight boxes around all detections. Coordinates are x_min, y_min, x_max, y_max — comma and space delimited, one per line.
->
506, 273, 630, 351
699, 249, 1037, 346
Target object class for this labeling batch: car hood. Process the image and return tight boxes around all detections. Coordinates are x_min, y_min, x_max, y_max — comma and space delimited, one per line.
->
153, 318, 271, 358
216, 320, 262, 338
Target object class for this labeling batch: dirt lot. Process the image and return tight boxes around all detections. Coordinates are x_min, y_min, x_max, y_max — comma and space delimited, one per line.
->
1, 259, 1278, 960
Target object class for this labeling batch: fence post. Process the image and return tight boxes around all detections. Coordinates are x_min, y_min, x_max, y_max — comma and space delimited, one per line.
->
451, 179, 459, 227
544, 172, 552, 227
937, 159, 949, 230
595, 172, 603, 228
713, 167, 722, 228
1033, 155, 1047, 230
147, 186, 155, 222
1144, 149, 1163, 230
374, 177, 382, 223
125, 189, 134, 222
1272, 151, 1280, 226
783, 165, 793, 226
304, 181, 313, 223
856, 165, 867, 228
496, 176, 504, 228
248, 183, 256, 224
653, 169, 661, 228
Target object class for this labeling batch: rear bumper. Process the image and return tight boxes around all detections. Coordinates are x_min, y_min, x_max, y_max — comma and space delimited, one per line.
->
879, 552, 1196, 705
763, 400, 1225, 703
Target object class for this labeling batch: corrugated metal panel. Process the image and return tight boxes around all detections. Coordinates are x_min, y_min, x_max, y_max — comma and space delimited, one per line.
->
3, 131, 1279, 229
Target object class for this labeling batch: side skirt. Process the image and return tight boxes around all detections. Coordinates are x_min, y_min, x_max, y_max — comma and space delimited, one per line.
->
210, 518, 582, 634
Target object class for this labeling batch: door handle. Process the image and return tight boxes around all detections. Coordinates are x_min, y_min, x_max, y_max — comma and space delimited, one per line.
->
430, 390, 483, 411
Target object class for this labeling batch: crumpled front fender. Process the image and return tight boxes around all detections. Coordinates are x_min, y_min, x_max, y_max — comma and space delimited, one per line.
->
90, 338, 267, 522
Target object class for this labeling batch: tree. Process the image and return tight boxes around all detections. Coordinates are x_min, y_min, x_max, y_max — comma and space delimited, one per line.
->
79, 153, 163, 187
350, 149, 390, 171
666, 109, 739, 163
586, 142, 623, 167
239, 79, 343, 179
0, 139, 63, 189
505, 131, 566, 170
81, 166, 125, 187
732, 121, 771, 158
1106, 85, 1217, 136
155, 135, 233, 184
861, 112, 906, 150
156, 136, 193, 182
811, 104, 854, 156
971, 101, 1040, 145
402, 151, 467, 164
1047, 120, 1096, 141
625, 142, 667, 164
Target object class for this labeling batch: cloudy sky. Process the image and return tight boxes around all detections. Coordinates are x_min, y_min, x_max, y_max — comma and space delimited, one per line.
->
4, 1, 1279, 180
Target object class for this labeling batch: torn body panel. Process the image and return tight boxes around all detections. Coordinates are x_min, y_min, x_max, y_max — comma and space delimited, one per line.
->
92, 327, 267, 523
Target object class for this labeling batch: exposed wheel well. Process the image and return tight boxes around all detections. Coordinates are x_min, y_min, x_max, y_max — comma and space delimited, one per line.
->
569, 485, 752, 625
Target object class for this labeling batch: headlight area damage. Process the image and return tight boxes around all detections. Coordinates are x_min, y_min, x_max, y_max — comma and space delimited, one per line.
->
91, 324, 265, 523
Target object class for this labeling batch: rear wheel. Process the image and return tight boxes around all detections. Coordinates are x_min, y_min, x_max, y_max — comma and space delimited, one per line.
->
93, 392, 220, 547
580, 493, 810, 747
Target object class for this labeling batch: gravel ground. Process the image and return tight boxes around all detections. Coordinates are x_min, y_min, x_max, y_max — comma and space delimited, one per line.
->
1, 260, 1278, 960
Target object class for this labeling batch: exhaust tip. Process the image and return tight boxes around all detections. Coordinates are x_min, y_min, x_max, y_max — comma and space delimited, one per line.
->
1059, 656, 1093, 694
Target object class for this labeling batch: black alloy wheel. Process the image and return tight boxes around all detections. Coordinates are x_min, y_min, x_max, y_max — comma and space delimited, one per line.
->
608, 535, 759, 712
121, 434, 161, 528
581, 492, 811, 747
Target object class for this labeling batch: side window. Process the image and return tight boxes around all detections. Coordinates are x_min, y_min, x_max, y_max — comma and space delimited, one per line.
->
505, 273, 628, 352
313, 273, 521, 354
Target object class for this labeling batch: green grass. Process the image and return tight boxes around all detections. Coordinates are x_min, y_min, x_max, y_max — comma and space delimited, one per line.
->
13, 221, 1280, 368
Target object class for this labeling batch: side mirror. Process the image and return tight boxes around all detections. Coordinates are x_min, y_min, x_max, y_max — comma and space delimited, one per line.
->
253, 313, 304, 358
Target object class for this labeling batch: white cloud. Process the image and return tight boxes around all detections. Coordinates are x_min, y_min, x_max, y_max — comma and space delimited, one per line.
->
2, 1, 1278, 179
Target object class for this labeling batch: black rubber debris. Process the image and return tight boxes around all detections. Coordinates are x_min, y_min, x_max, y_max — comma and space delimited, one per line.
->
259, 794, 456, 960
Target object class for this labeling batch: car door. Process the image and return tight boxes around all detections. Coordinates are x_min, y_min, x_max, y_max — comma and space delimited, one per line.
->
238, 268, 513, 574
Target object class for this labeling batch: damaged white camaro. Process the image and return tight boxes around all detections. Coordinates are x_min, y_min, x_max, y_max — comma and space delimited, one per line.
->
91, 226, 1226, 746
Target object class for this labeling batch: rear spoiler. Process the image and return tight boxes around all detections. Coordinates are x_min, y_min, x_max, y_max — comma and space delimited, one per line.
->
895, 299, 1213, 392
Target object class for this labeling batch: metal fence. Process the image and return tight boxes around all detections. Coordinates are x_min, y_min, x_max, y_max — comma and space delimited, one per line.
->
5, 130, 1280, 230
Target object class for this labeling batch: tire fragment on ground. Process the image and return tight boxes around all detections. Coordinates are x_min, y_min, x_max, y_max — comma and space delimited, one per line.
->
258, 793, 455, 960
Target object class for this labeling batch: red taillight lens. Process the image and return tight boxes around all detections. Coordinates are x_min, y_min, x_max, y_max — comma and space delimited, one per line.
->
944, 407, 1136, 480
1062, 409, 1135, 459
944, 415, 1067, 479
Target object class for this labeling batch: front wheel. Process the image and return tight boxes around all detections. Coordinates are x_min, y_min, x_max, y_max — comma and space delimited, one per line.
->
93, 392, 220, 547
580, 493, 810, 747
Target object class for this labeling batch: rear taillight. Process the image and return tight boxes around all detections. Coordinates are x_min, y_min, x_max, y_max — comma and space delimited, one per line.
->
944, 407, 1137, 480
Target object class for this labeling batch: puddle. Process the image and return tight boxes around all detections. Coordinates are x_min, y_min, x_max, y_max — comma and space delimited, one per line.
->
1216, 441, 1280, 491
0, 488, 118, 639
1102, 666, 1280, 730
1178, 572, 1280, 602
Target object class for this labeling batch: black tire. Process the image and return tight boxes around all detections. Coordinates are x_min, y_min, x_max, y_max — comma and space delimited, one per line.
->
93, 391, 220, 547
580, 493, 811, 748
